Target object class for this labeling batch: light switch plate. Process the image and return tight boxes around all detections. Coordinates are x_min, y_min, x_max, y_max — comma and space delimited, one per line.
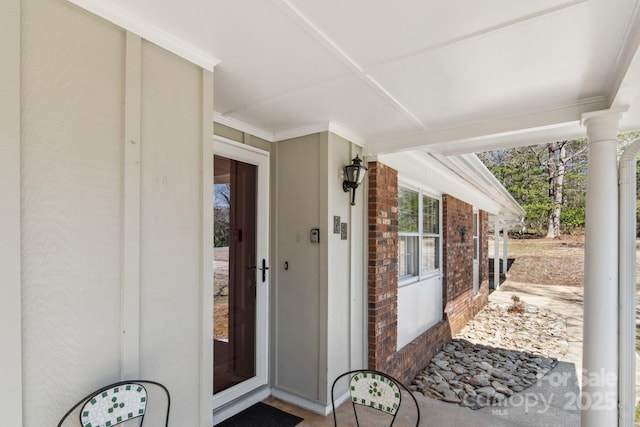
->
333, 216, 341, 234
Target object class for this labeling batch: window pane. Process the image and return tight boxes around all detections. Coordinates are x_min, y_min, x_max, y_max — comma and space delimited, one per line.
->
473, 236, 478, 260
399, 235, 419, 278
422, 236, 439, 271
399, 187, 419, 233
473, 213, 478, 236
422, 196, 439, 234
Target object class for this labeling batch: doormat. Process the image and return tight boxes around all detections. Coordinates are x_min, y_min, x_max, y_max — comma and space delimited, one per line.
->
216, 402, 303, 427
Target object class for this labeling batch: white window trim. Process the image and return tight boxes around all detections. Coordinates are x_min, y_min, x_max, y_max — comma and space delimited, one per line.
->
473, 209, 479, 262
398, 181, 442, 287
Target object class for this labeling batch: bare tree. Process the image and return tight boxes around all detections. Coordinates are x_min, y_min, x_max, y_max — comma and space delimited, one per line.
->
546, 142, 565, 238
545, 141, 587, 238
480, 139, 588, 236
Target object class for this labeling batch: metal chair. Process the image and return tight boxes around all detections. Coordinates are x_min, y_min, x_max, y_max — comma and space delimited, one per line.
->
331, 370, 420, 427
57, 380, 170, 427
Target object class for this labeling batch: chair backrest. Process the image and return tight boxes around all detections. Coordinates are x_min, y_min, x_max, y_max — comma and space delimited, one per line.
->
57, 380, 170, 427
349, 371, 401, 415
331, 370, 421, 427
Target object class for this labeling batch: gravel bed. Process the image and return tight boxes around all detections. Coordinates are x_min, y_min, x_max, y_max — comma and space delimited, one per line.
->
411, 301, 569, 409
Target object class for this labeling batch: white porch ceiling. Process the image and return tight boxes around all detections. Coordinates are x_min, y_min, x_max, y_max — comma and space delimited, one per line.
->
72, 0, 640, 155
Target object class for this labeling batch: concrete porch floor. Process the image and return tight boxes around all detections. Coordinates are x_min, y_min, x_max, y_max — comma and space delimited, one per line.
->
265, 281, 587, 426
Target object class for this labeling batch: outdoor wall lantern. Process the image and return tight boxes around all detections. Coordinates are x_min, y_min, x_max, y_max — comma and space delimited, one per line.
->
458, 226, 467, 242
343, 155, 368, 206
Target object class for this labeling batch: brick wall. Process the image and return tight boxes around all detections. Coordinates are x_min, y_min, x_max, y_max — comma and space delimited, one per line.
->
367, 162, 491, 384
390, 320, 451, 384
441, 195, 490, 335
442, 195, 474, 303
367, 162, 399, 372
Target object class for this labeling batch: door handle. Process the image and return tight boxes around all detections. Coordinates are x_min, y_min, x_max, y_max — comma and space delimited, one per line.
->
258, 258, 269, 283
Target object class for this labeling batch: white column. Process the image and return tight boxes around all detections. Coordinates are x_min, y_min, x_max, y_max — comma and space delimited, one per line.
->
581, 109, 623, 427
0, 1, 23, 425
618, 138, 640, 427
502, 229, 508, 275
493, 217, 501, 290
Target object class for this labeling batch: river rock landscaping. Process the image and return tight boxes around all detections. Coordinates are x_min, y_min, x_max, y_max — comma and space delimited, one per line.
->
411, 300, 569, 410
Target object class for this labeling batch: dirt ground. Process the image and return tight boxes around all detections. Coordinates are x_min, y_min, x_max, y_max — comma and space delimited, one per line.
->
213, 247, 229, 340
497, 234, 640, 289
495, 234, 586, 287
496, 234, 640, 356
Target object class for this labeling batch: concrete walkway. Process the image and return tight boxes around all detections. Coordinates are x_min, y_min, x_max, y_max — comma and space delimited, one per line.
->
490, 282, 584, 379
267, 280, 587, 426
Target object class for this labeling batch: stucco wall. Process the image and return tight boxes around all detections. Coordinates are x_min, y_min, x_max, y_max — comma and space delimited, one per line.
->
14, 0, 213, 425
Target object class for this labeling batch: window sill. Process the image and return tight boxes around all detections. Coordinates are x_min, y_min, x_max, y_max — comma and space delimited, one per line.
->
398, 276, 419, 288
398, 273, 441, 288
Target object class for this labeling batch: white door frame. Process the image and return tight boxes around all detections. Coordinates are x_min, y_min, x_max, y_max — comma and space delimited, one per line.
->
211, 137, 270, 411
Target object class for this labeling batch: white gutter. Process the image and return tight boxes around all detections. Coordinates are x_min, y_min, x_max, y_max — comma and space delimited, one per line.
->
459, 153, 526, 220
446, 154, 524, 289
618, 139, 640, 427
432, 153, 525, 224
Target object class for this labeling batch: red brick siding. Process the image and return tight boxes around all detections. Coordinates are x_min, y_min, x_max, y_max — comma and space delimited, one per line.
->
367, 163, 491, 384
367, 162, 399, 371
442, 195, 490, 335
390, 320, 451, 384
442, 195, 474, 303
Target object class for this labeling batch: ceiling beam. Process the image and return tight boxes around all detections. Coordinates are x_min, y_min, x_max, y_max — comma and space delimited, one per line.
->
365, 97, 608, 155
609, 0, 640, 108
424, 127, 586, 156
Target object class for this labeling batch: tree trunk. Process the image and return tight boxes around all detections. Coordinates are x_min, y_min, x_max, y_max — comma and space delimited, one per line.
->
546, 141, 567, 238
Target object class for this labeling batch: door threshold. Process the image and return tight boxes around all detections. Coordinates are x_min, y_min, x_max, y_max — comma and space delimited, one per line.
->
212, 386, 271, 425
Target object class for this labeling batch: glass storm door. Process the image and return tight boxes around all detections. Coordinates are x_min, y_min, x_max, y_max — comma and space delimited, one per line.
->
213, 139, 269, 407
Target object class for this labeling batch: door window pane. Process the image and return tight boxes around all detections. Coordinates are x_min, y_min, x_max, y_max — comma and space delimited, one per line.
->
213, 155, 257, 394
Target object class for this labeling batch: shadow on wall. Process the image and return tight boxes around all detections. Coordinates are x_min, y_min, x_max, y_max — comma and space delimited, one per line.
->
488, 258, 515, 289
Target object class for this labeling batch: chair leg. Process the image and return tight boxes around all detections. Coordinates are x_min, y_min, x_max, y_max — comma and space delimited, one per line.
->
352, 402, 360, 427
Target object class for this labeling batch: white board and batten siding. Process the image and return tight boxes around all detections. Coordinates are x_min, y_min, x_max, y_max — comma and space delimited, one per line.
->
10, 0, 214, 425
